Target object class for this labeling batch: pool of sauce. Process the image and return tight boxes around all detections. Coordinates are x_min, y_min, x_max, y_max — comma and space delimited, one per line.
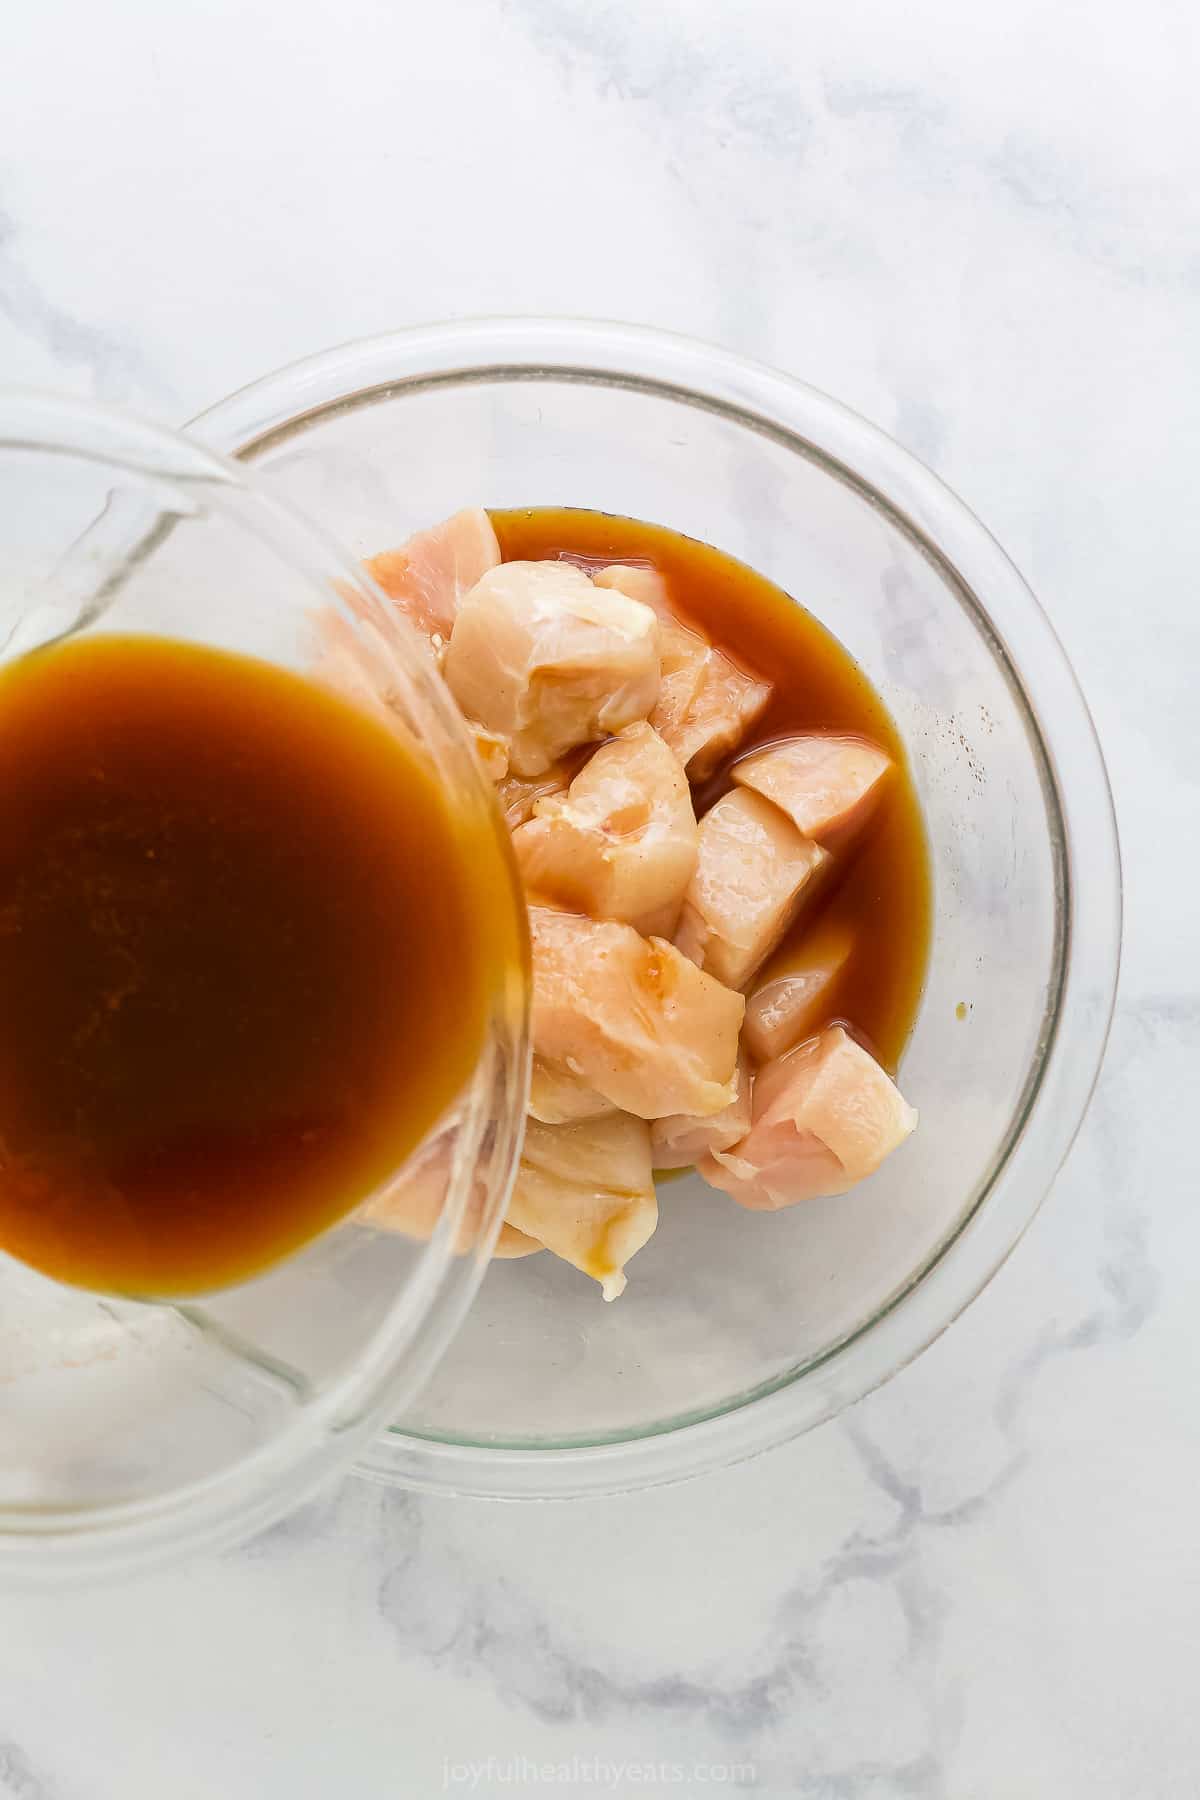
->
492, 507, 932, 1073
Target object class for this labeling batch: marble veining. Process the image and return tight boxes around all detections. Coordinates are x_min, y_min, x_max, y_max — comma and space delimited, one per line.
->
0, 1741, 57, 1800
0, 208, 174, 411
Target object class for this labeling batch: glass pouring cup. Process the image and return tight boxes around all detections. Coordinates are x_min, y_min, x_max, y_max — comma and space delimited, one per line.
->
0, 392, 528, 1580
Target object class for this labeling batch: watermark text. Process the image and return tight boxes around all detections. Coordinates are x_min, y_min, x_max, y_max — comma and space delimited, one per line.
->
442, 1754, 757, 1790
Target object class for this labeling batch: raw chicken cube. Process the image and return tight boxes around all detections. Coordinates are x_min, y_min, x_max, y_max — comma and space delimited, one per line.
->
308, 602, 413, 730
365, 506, 501, 641
443, 562, 661, 777
671, 649, 771, 781
360, 1130, 542, 1259
357, 1132, 460, 1241
528, 1055, 615, 1125
650, 621, 713, 755
593, 564, 672, 618
513, 722, 698, 938
496, 758, 577, 830
494, 1223, 544, 1258
699, 1025, 917, 1209
742, 916, 855, 1063
594, 563, 767, 778
651, 1049, 752, 1170
469, 723, 509, 782
506, 1112, 658, 1300
733, 734, 892, 842
529, 906, 744, 1120
354, 1131, 475, 1250
674, 789, 828, 991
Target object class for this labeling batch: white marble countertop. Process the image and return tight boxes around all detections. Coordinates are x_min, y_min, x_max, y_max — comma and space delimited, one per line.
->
3, 1, 1198, 1794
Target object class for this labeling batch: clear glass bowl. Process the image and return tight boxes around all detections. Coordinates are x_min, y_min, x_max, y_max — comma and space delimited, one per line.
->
0, 393, 528, 1578
193, 319, 1121, 1499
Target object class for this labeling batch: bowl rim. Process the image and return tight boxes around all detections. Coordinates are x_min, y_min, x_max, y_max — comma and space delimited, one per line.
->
189, 316, 1123, 1499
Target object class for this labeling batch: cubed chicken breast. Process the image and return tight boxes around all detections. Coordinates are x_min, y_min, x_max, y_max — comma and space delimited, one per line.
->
651, 1048, 752, 1170
674, 789, 828, 991
355, 1131, 475, 1250
733, 734, 892, 842
361, 1132, 543, 1258
496, 758, 577, 830
365, 506, 501, 641
469, 723, 509, 782
529, 906, 744, 1120
699, 1025, 917, 1209
593, 564, 672, 618
742, 916, 856, 1063
594, 563, 767, 778
506, 1112, 658, 1300
513, 722, 698, 938
308, 601, 410, 729
671, 648, 772, 781
494, 1223, 545, 1258
443, 562, 661, 777
528, 1055, 615, 1125
650, 621, 713, 754
358, 1133, 458, 1241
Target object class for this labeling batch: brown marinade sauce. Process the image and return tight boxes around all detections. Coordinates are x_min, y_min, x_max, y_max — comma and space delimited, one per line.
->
492, 507, 931, 1073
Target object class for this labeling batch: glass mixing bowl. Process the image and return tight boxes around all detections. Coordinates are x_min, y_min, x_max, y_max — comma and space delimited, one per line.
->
0, 393, 528, 1579
193, 319, 1121, 1499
